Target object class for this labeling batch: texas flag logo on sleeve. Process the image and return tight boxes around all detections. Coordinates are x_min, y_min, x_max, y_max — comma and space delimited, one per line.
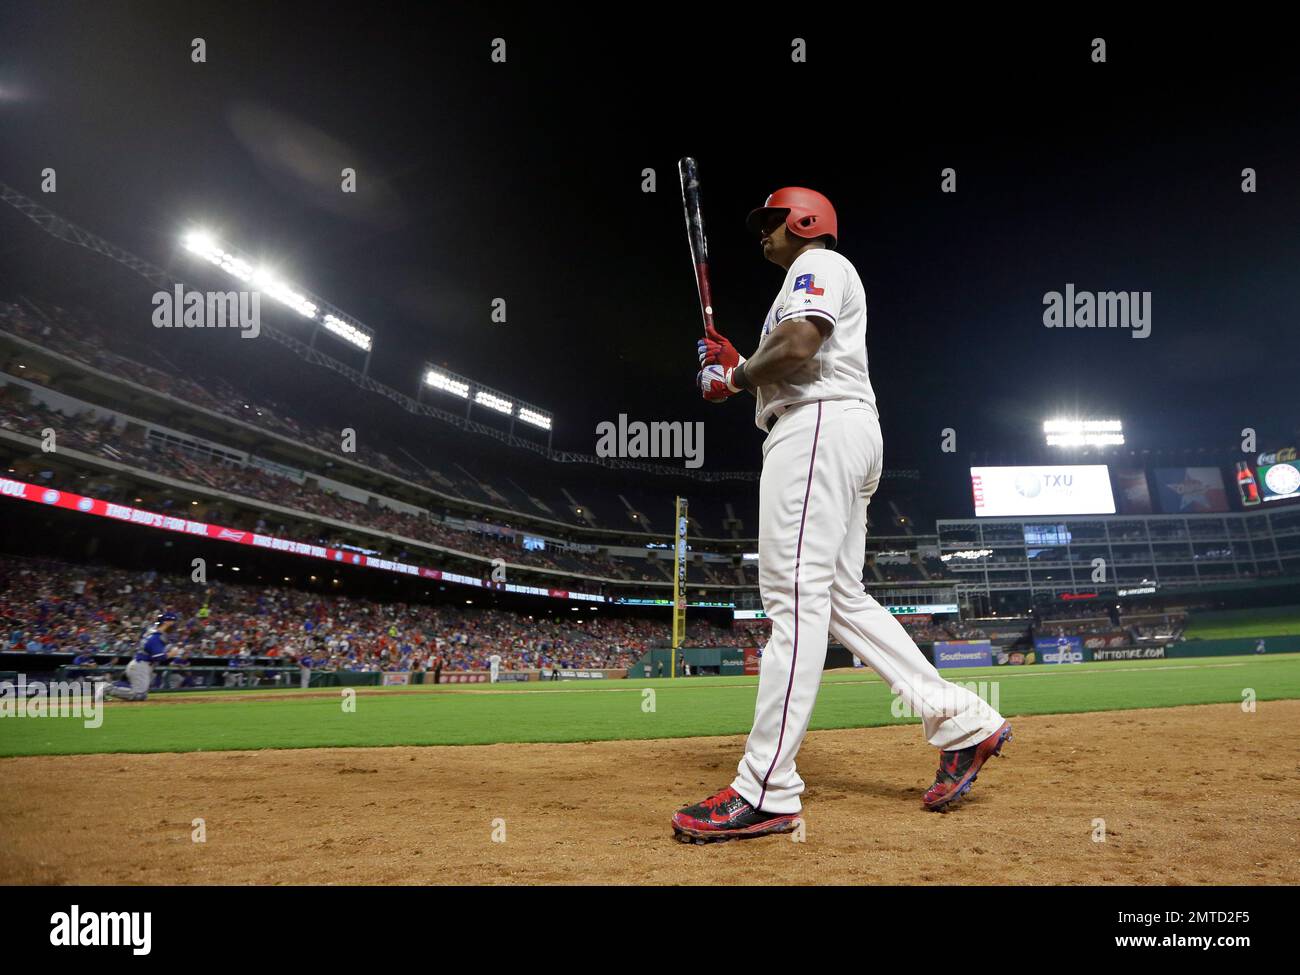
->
793, 273, 825, 296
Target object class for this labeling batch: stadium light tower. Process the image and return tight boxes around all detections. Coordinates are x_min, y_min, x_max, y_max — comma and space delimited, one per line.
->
181, 228, 376, 374
1043, 418, 1124, 448
420, 363, 553, 449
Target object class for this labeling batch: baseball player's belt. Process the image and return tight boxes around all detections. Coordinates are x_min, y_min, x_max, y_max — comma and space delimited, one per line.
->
766, 397, 875, 433
763, 404, 793, 434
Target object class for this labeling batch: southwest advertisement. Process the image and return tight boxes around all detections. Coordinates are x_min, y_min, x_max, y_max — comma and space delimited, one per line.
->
932, 640, 994, 669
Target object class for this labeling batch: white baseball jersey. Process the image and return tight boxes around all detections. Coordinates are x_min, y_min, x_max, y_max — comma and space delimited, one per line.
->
753, 248, 877, 431
726, 245, 1005, 816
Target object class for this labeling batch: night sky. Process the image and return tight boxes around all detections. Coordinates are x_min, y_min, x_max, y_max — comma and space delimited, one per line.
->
1, 6, 1296, 480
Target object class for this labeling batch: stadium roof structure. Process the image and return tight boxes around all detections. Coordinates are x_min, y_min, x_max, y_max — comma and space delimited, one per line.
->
0, 182, 782, 483
0, 183, 933, 497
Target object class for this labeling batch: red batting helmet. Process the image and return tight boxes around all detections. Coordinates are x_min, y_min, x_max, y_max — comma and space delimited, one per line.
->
745, 187, 838, 248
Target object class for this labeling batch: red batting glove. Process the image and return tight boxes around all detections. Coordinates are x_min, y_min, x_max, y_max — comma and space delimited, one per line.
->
697, 364, 740, 402
697, 324, 743, 372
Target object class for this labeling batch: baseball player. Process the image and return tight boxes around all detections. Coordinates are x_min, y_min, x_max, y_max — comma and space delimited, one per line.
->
672, 188, 1011, 843
488, 652, 502, 684
104, 612, 178, 702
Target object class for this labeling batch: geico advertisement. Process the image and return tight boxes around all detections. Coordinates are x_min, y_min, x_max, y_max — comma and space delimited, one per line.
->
970, 465, 1116, 517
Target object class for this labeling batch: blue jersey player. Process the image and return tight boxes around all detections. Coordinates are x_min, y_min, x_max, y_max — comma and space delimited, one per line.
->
106, 612, 177, 702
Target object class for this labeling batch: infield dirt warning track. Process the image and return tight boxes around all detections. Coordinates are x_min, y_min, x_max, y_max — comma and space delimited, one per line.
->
2, 701, 1297, 885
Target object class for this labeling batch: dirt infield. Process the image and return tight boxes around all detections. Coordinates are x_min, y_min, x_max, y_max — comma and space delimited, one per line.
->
2, 701, 1297, 885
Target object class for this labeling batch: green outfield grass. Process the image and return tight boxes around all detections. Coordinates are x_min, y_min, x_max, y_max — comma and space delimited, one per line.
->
1, 653, 1297, 758
1183, 605, 1300, 640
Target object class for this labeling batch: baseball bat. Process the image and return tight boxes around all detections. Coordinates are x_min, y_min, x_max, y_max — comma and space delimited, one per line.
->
677, 157, 717, 336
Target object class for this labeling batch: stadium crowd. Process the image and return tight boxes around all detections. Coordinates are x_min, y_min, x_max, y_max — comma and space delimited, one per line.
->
0, 376, 745, 588
0, 299, 933, 593
900, 620, 990, 643
0, 300, 431, 487
0, 556, 745, 674
1037, 614, 1187, 642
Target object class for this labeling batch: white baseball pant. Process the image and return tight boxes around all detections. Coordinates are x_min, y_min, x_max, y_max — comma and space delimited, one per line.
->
732, 399, 1005, 814
106, 659, 152, 701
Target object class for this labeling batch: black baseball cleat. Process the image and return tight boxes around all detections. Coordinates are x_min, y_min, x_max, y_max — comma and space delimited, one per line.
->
671, 786, 801, 844
922, 720, 1013, 812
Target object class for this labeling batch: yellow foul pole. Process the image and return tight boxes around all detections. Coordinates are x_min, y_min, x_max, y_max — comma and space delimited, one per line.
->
672, 497, 689, 678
